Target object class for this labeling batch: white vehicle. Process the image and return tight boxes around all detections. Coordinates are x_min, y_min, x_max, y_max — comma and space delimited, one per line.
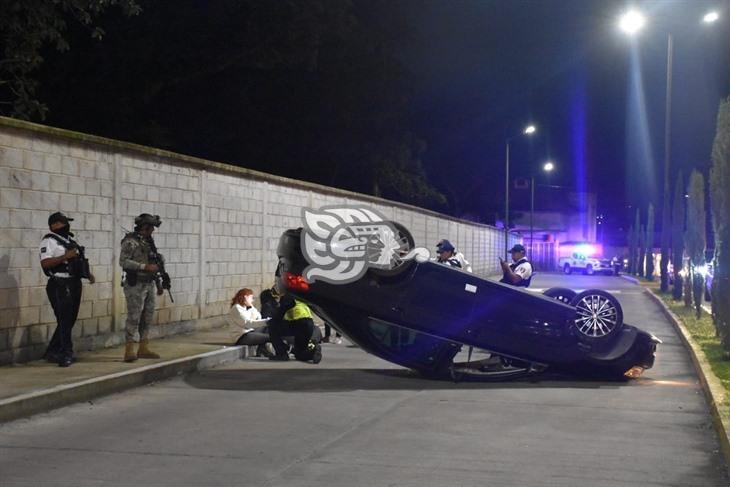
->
559, 252, 613, 275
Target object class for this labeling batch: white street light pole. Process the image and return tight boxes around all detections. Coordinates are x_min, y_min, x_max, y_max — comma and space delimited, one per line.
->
617, 9, 719, 292
530, 161, 555, 262
504, 124, 536, 258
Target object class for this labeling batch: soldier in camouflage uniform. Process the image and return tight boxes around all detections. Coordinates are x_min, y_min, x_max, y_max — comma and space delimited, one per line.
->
120, 213, 164, 362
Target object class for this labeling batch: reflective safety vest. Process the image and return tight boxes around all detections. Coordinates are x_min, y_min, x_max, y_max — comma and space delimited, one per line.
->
284, 299, 312, 321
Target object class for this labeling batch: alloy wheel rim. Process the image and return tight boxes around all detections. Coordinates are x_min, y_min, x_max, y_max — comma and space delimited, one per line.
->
574, 294, 618, 337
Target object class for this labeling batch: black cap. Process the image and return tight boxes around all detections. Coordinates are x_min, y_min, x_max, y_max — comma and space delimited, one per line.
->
508, 244, 526, 253
48, 212, 73, 226
436, 239, 455, 253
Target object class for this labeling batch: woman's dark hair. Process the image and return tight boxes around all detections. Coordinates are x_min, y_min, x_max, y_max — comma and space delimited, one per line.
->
259, 288, 275, 306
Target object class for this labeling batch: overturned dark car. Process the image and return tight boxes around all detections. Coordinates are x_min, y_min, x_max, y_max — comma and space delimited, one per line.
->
275, 223, 660, 381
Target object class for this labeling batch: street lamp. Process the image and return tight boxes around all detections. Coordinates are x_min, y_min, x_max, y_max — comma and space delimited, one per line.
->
703, 11, 719, 24
505, 124, 537, 257
618, 10, 646, 35
529, 161, 555, 261
617, 8, 719, 292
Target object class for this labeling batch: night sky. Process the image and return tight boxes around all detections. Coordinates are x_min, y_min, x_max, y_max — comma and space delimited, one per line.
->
400, 0, 730, 244
27, 0, 730, 246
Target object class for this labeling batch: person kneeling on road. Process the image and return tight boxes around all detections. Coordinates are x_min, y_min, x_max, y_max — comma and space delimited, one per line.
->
263, 288, 322, 364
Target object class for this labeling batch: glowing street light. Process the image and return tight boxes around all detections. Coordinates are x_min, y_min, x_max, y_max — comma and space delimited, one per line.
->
703, 11, 720, 23
619, 10, 646, 35
504, 124, 537, 257
529, 161, 557, 261
618, 8, 720, 292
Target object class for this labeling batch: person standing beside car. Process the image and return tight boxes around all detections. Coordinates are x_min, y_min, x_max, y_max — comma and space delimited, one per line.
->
435, 239, 473, 272
39, 212, 95, 367
500, 244, 533, 287
119, 213, 164, 362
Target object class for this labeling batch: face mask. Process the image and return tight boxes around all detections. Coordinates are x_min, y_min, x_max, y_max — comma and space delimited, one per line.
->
55, 224, 70, 237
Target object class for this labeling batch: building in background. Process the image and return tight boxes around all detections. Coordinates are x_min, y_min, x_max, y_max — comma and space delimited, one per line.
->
510, 185, 598, 271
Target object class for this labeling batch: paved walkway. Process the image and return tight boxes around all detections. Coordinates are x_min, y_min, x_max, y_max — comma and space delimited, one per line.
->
0, 327, 243, 422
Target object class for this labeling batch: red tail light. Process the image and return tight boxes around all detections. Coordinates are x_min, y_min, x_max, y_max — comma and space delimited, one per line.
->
283, 272, 310, 292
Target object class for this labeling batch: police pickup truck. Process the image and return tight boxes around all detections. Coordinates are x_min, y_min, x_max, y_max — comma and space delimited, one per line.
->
559, 253, 614, 275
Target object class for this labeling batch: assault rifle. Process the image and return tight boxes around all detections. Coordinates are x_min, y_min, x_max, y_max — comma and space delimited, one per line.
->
147, 237, 174, 303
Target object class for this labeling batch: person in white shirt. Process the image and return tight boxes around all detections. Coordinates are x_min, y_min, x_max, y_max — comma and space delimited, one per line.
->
227, 288, 273, 357
435, 239, 473, 272
39, 212, 95, 367
499, 244, 533, 287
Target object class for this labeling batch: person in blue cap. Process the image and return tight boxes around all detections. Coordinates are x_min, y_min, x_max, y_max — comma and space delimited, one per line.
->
499, 244, 533, 287
435, 239, 472, 272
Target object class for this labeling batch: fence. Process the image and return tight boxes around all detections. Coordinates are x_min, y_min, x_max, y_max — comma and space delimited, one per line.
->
0, 116, 515, 364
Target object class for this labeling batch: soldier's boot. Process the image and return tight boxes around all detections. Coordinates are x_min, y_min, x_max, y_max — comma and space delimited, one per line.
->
137, 340, 160, 359
124, 342, 138, 362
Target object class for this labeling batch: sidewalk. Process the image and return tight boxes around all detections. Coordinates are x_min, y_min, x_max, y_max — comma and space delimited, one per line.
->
0, 327, 246, 423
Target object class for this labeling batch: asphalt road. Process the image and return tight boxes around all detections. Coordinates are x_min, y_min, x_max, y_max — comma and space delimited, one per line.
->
1, 273, 728, 486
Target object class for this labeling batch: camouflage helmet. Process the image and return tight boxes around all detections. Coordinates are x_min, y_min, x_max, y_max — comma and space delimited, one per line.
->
134, 213, 161, 228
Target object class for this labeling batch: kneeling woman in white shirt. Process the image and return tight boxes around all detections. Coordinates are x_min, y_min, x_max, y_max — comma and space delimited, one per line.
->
227, 288, 273, 357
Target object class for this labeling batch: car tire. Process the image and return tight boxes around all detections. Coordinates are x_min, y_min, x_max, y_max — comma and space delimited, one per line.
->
369, 221, 416, 277
542, 287, 577, 305
563, 264, 572, 275
569, 289, 623, 340
585, 265, 594, 275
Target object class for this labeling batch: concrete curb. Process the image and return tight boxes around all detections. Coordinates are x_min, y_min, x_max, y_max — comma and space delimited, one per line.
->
619, 274, 640, 285
644, 288, 730, 465
0, 346, 244, 424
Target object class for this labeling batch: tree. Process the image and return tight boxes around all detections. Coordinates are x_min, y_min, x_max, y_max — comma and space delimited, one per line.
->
627, 224, 636, 276
33, 0, 445, 209
637, 223, 646, 278
645, 203, 655, 280
671, 172, 685, 300
710, 97, 730, 353
0, 0, 141, 119
685, 170, 706, 319
629, 208, 641, 275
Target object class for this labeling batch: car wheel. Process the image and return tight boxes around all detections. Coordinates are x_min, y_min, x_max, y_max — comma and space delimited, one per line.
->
369, 221, 416, 277
585, 265, 594, 275
570, 289, 623, 340
563, 264, 572, 275
543, 287, 577, 305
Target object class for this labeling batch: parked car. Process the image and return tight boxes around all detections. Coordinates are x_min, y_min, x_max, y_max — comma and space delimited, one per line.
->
276, 226, 660, 381
558, 252, 614, 275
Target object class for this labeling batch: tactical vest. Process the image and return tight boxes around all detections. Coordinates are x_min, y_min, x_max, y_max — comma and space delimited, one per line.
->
41, 233, 88, 278
121, 232, 156, 284
500, 258, 532, 287
284, 300, 312, 321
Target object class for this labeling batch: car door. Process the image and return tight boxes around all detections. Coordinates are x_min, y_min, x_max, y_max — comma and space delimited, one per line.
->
395, 263, 478, 341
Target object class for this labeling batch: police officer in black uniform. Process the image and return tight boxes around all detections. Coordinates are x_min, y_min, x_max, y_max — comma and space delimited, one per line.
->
39, 212, 95, 367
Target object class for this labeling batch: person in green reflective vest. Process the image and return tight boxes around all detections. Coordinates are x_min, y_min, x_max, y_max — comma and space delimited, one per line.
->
264, 288, 322, 364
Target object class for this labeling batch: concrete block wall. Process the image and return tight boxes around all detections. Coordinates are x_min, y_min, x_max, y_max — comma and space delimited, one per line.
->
0, 117, 516, 364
